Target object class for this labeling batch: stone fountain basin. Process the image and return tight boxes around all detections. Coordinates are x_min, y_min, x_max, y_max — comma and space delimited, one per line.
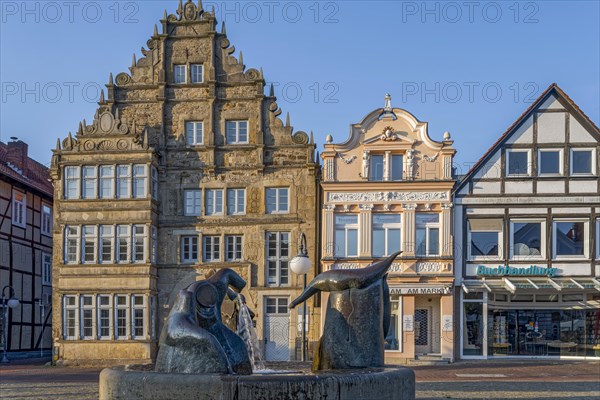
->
99, 365, 415, 400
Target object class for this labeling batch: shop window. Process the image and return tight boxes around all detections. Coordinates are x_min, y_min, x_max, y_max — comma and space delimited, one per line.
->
468, 219, 502, 260
372, 214, 401, 257
385, 295, 401, 351
506, 150, 531, 176
538, 149, 562, 175
266, 232, 289, 286
369, 155, 384, 181
510, 220, 545, 259
416, 213, 440, 257
570, 148, 594, 175
185, 121, 203, 145
334, 215, 358, 257
553, 221, 587, 259
463, 302, 483, 356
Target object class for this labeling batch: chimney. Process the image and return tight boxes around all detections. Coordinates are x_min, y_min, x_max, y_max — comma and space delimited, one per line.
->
7, 137, 28, 173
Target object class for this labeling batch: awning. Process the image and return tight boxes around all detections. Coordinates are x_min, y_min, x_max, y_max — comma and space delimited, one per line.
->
462, 277, 600, 294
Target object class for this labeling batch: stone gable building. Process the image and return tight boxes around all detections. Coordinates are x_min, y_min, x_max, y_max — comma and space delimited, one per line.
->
50, 0, 319, 365
320, 95, 457, 363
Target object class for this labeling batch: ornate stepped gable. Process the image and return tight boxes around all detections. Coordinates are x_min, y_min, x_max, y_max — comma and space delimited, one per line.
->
52, 0, 316, 167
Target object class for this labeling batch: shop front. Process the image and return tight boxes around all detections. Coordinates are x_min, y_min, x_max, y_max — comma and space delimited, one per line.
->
461, 277, 600, 359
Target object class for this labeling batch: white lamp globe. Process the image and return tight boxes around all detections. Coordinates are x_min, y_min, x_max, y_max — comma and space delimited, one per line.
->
7, 298, 19, 309
290, 255, 311, 275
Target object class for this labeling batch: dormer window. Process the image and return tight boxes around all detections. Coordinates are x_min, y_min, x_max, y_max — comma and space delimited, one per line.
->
174, 65, 186, 84
369, 155, 384, 181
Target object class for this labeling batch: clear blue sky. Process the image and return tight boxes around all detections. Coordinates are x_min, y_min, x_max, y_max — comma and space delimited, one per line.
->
1, 1, 599, 171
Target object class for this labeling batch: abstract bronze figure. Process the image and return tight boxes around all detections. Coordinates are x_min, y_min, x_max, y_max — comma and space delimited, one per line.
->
290, 251, 401, 371
155, 268, 252, 375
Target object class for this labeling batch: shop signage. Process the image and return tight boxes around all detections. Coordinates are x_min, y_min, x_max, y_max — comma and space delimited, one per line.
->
403, 315, 414, 331
476, 265, 557, 277
389, 286, 451, 295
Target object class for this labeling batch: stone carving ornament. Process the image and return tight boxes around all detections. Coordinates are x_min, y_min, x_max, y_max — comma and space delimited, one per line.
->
328, 191, 448, 203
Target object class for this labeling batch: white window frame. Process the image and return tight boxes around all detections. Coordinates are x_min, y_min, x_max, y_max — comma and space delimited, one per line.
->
116, 225, 131, 263
42, 252, 52, 285
132, 225, 146, 263
97, 295, 112, 340
205, 189, 224, 216
226, 120, 249, 144
266, 232, 290, 287
114, 295, 129, 340
415, 213, 441, 257
41, 204, 52, 236
570, 148, 596, 176
82, 225, 98, 264
225, 235, 243, 261
132, 164, 147, 199
552, 219, 589, 260
385, 295, 403, 353
64, 226, 80, 264
64, 166, 80, 199
509, 219, 546, 260
467, 226, 503, 262
80, 295, 95, 340
63, 295, 79, 340
506, 149, 532, 177
82, 166, 98, 199
174, 64, 187, 84
227, 188, 246, 215
184, 190, 202, 216
185, 121, 204, 145
191, 64, 204, 83
116, 165, 131, 199
99, 225, 114, 264
538, 148, 564, 176
99, 165, 115, 199
131, 295, 146, 340
151, 166, 158, 199
372, 214, 402, 257
203, 235, 221, 262
369, 154, 384, 181
334, 214, 359, 258
11, 190, 26, 228
181, 235, 199, 263
266, 187, 289, 214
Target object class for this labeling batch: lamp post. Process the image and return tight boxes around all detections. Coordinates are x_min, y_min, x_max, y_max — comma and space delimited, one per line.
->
290, 233, 311, 362
1, 285, 20, 364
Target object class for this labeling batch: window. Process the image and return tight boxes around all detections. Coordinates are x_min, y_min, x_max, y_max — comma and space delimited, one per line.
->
99, 166, 115, 199
538, 149, 562, 175
205, 189, 224, 215
151, 166, 158, 199
227, 189, 245, 215
150, 296, 157, 339
266, 232, 289, 286
386, 295, 401, 351
597, 220, 600, 260
511, 220, 544, 259
12, 190, 26, 228
266, 188, 289, 214
42, 253, 52, 285
507, 150, 530, 176
64, 166, 80, 199
41, 205, 52, 236
99, 226, 114, 263
391, 155, 403, 181
117, 225, 131, 263
468, 219, 502, 259
372, 214, 401, 257
63, 296, 78, 340
265, 297, 289, 314
82, 226, 97, 263
133, 225, 146, 263
334, 215, 358, 257
226, 235, 243, 261
82, 166, 97, 199
203, 236, 221, 262
181, 236, 198, 262
370, 154, 384, 181
81, 295, 94, 339
97, 296, 111, 339
64, 226, 80, 264
191, 64, 203, 83
131, 295, 145, 339
416, 213, 440, 256
132, 165, 147, 198
184, 190, 202, 216
553, 221, 587, 258
114, 295, 128, 339
571, 149, 594, 175
185, 121, 203, 145
116, 165, 131, 199
226, 121, 248, 144
151, 226, 158, 264
174, 65, 186, 84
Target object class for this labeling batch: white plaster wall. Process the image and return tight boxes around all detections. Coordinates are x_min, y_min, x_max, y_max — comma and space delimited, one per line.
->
570, 181, 598, 193
472, 180, 501, 194
569, 117, 596, 143
454, 205, 464, 280
506, 116, 534, 144
509, 208, 547, 214
538, 94, 564, 110
504, 181, 533, 194
552, 207, 591, 214
474, 152, 502, 179
537, 112, 566, 143
537, 180, 566, 194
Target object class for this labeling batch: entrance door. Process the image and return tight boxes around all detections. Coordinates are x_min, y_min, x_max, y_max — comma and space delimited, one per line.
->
415, 307, 433, 354
264, 297, 290, 361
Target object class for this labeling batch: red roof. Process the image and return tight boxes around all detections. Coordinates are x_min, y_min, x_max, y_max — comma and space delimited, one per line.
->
0, 142, 54, 198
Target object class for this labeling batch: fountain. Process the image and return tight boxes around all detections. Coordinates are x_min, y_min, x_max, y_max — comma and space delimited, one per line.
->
99, 260, 415, 399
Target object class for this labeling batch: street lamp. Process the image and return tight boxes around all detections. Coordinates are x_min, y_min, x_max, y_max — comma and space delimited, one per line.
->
290, 233, 311, 362
1, 285, 20, 364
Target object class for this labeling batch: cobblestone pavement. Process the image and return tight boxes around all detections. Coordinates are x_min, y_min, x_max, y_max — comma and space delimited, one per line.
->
0, 359, 598, 399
